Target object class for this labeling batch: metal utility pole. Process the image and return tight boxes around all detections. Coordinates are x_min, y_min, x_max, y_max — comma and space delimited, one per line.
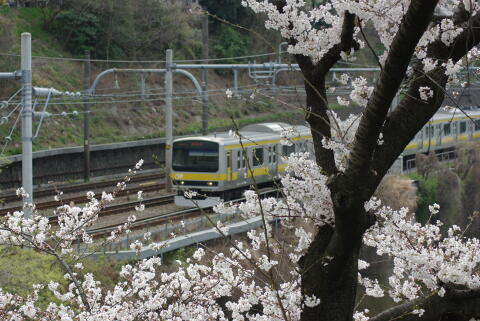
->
201, 14, 209, 135
21, 32, 33, 217
165, 49, 173, 191
83, 50, 91, 182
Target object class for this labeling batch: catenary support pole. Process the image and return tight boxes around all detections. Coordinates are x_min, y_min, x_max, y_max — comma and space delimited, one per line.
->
233, 69, 239, 96
165, 49, 173, 192
83, 50, 91, 182
201, 14, 209, 135
21, 32, 33, 217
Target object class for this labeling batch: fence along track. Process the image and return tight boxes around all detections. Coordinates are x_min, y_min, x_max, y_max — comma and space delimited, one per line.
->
87, 189, 279, 239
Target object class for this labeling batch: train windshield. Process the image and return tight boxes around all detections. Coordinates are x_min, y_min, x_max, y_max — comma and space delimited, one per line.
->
172, 140, 219, 172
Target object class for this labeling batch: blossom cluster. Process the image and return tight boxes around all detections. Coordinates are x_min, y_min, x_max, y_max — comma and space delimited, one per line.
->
0, 149, 479, 320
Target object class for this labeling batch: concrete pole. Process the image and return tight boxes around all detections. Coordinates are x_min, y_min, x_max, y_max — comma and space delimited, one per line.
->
21, 32, 33, 217
165, 49, 173, 191
83, 50, 91, 182
201, 14, 209, 135
233, 69, 239, 97
140, 74, 146, 100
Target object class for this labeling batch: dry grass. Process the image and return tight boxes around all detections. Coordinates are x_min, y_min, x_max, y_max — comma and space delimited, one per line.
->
375, 175, 418, 211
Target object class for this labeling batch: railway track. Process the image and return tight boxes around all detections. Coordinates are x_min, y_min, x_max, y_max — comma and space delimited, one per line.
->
0, 174, 166, 216
0, 171, 165, 204
88, 206, 203, 238
48, 194, 175, 224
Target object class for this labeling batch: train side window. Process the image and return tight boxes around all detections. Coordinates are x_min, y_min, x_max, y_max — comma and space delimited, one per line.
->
475, 120, 480, 131
282, 144, 295, 156
237, 150, 241, 169
268, 146, 272, 163
273, 145, 277, 163
443, 123, 451, 135
460, 121, 467, 133
253, 147, 264, 166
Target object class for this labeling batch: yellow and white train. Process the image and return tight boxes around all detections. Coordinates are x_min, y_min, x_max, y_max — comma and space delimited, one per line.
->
392, 108, 480, 172
171, 109, 480, 207
171, 123, 312, 207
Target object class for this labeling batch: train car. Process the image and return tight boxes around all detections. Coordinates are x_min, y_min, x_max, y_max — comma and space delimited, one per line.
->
171, 122, 312, 207
391, 108, 480, 173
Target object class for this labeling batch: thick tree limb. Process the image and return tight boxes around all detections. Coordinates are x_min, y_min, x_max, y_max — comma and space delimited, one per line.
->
371, 288, 480, 321
299, 11, 358, 176
371, 9, 480, 181
344, 0, 439, 193
272, 0, 339, 175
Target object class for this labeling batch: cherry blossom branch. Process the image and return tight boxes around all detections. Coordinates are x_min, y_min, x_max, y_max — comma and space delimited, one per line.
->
371, 288, 480, 321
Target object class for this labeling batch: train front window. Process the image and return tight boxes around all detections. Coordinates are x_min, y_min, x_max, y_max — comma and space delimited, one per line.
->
173, 141, 219, 172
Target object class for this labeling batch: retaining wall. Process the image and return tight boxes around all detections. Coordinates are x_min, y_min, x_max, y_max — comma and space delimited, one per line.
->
0, 138, 166, 189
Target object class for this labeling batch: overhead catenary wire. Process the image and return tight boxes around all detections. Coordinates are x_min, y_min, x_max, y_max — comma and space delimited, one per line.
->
2, 83, 369, 107
0, 50, 384, 67
7, 88, 302, 107
3, 84, 275, 106
0, 51, 284, 64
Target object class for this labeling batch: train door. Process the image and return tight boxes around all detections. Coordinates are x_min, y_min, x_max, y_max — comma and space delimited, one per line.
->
226, 151, 233, 181
268, 145, 278, 177
237, 150, 247, 179
452, 122, 458, 141
436, 124, 442, 146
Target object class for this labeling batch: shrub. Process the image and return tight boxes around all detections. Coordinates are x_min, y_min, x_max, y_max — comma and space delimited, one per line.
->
49, 10, 100, 55
212, 26, 251, 66
409, 173, 438, 224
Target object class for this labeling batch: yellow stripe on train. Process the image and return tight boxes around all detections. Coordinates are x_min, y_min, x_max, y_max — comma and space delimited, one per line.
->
170, 173, 228, 181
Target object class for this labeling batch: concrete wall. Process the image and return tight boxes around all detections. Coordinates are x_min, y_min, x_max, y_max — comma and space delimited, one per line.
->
0, 138, 166, 189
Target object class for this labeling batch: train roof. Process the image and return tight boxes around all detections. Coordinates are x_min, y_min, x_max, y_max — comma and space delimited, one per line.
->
173, 122, 311, 146
430, 108, 480, 122
172, 109, 480, 147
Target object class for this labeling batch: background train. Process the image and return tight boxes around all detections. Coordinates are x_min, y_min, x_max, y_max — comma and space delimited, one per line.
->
171, 109, 480, 207
391, 108, 480, 173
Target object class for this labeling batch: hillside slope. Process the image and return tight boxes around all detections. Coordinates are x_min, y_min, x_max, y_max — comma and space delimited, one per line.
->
0, 7, 304, 156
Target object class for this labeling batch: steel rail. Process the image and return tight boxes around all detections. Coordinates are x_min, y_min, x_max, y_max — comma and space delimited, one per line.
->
0, 177, 166, 215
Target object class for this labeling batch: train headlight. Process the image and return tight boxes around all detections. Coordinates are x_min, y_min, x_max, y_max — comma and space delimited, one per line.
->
180, 181, 185, 185
207, 181, 214, 186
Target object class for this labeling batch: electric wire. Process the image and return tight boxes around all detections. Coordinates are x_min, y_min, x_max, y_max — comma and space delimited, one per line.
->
0, 51, 283, 64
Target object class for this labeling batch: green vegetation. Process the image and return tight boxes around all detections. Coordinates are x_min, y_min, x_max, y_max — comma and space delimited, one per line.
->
409, 173, 438, 224
200, 0, 250, 31
212, 26, 251, 65
0, 247, 125, 307
162, 246, 197, 266
45, 0, 201, 61
0, 247, 67, 307
49, 11, 100, 55
0, 3, 347, 157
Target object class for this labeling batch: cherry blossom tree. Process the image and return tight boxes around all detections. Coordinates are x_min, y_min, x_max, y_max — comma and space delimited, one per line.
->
1, 1, 480, 321
238, 0, 480, 320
